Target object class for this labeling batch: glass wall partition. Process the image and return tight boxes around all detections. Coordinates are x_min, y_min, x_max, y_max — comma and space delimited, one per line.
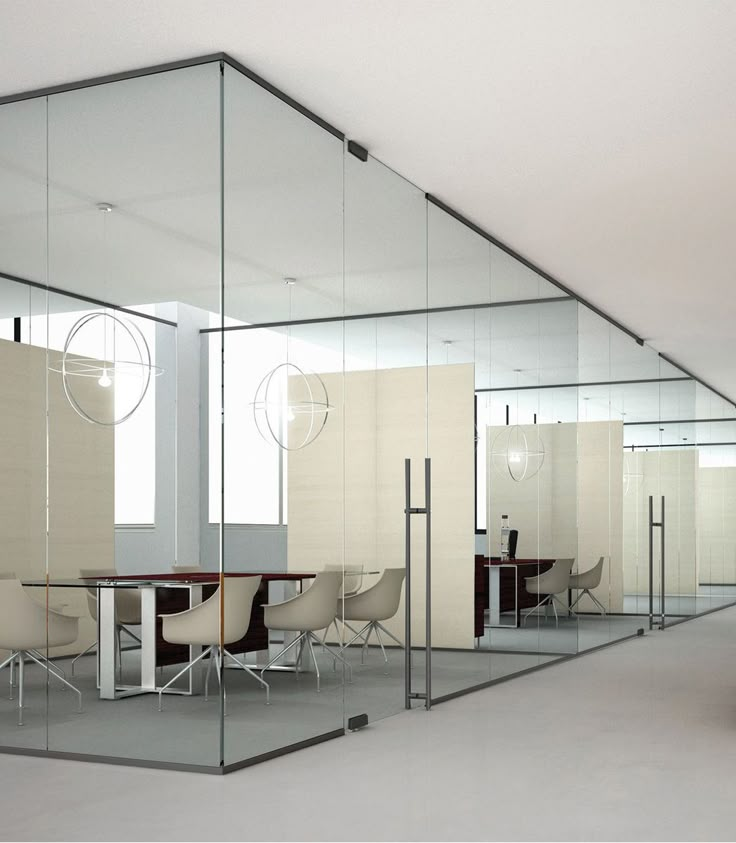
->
43, 62, 222, 768
2, 52, 736, 772
342, 152, 428, 721
0, 90, 49, 751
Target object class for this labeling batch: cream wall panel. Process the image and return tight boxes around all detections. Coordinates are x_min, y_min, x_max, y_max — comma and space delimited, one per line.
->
488, 420, 624, 612
0, 338, 114, 658
697, 467, 736, 585
623, 449, 698, 596
288, 363, 475, 649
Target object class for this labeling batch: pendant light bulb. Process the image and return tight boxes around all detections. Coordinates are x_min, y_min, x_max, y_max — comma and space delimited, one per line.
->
98, 368, 112, 388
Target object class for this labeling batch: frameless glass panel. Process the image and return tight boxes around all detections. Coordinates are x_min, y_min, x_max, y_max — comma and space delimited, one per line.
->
0, 96, 48, 750
44, 62, 222, 768
342, 158, 427, 722
221, 63, 346, 765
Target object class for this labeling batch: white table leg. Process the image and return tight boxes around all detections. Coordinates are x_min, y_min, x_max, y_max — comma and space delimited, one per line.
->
98, 588, 117, 700
489, 567, 501, 626
140, 587, 157, 691
188, 585, 202, 694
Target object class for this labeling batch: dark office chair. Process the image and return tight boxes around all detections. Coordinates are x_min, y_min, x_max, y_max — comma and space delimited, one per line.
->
508, 529, 518, 560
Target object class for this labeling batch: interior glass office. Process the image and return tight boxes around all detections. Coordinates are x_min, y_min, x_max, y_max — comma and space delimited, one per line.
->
0, 55, 734, 771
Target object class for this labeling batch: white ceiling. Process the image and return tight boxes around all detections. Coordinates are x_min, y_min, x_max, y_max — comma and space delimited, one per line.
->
0, 0, 735, 398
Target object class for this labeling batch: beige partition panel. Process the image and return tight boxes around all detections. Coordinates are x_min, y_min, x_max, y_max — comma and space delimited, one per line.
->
623, 449, 698, 596
287, 363, 475, 649
0, 338, 114, 657
488, 420, 624, 612
698, 467, 736, 585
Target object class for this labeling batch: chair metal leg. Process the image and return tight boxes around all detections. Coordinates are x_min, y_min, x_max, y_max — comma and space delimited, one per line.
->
204, 650, 214, 701
317, 634, 353, 684
158, 646, 212, 712
30, 650, 66, 681
1, 651, 16, 700
569, 591, 583, 611
294, 636, 306, 679
341, 621, 372, 651
17, 652, 24, 726
259, 633, 305, 685
361, 623, 374, 664
375, 622, 404, 648
24, 651, 82, 713
71, 641, 96, 676
588, 591, 607, 615
522, 595, 550, 625
373, 624, 389, 673
306, 635, 321, 693
223, 650, 270, 704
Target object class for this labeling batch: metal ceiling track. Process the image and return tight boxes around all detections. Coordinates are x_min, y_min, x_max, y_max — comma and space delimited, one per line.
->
0, 52, 732, 408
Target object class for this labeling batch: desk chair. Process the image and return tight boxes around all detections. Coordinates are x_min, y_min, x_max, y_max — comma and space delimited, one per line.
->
522, 558, 575, 627
321, 564, 364, 646
157, 575, 269, 711
339, 568, 406, 671
569, 556, 607, 615
0, 579, 82, 725
261, 571, 352, 692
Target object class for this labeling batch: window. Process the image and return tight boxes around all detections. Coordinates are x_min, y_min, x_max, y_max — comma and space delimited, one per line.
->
23, 307, 157, 525
208, 329, 284, 525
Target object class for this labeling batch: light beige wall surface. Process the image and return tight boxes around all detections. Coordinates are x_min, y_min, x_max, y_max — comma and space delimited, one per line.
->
487, 420, 624, 611
697, 467, 736, 585
287, 363, 475, 649
623, 449, 698, 596
0, 338, 114, 657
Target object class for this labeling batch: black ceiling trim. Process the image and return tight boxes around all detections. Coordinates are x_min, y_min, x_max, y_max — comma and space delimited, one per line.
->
199, 294, 574, 334
0, 270, 177, 328
657, 352, 736, 410
476, 376, 692, 393
426, 193, 646, 348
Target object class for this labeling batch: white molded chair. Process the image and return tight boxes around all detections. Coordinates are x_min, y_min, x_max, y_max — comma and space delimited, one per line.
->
157, 575, 269, 711
569, 556, 607, 615
522, 559, 575, 627
340, 568, 406, 670
261, 571, 352, 691
0, 579, 82, 725
74, 567, 142, 676
0, 571, 69, 693
321, 564, 365, 645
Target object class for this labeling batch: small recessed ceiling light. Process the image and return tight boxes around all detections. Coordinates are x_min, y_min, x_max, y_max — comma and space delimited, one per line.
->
96, 202, 114, 213
284, 277, 297, 286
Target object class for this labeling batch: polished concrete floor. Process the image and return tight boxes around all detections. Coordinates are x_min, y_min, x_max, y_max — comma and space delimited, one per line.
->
2, 605, 736, 840
0, 642, 556, 767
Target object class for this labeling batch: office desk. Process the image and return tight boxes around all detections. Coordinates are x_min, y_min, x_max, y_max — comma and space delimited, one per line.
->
24, 572, 315, 701
474, 557, 555, 636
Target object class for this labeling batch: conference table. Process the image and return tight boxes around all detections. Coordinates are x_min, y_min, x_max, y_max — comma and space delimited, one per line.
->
24, 571, 315, 701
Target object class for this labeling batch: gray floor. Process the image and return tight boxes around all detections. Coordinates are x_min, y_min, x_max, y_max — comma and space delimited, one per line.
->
3, 605, 736, 841
0, 643, 555, 767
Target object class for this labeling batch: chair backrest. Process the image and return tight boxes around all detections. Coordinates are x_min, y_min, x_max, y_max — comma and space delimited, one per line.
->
526, 558, 574, 595
342, 568, 406, 621
79, 567, 140, 624
0, 579, 78, 650
323, 563, 364, 597
576, 556, 606, 589
281, 570, 343, 631
164, 575, 262, 645
508, 530, 519, 560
